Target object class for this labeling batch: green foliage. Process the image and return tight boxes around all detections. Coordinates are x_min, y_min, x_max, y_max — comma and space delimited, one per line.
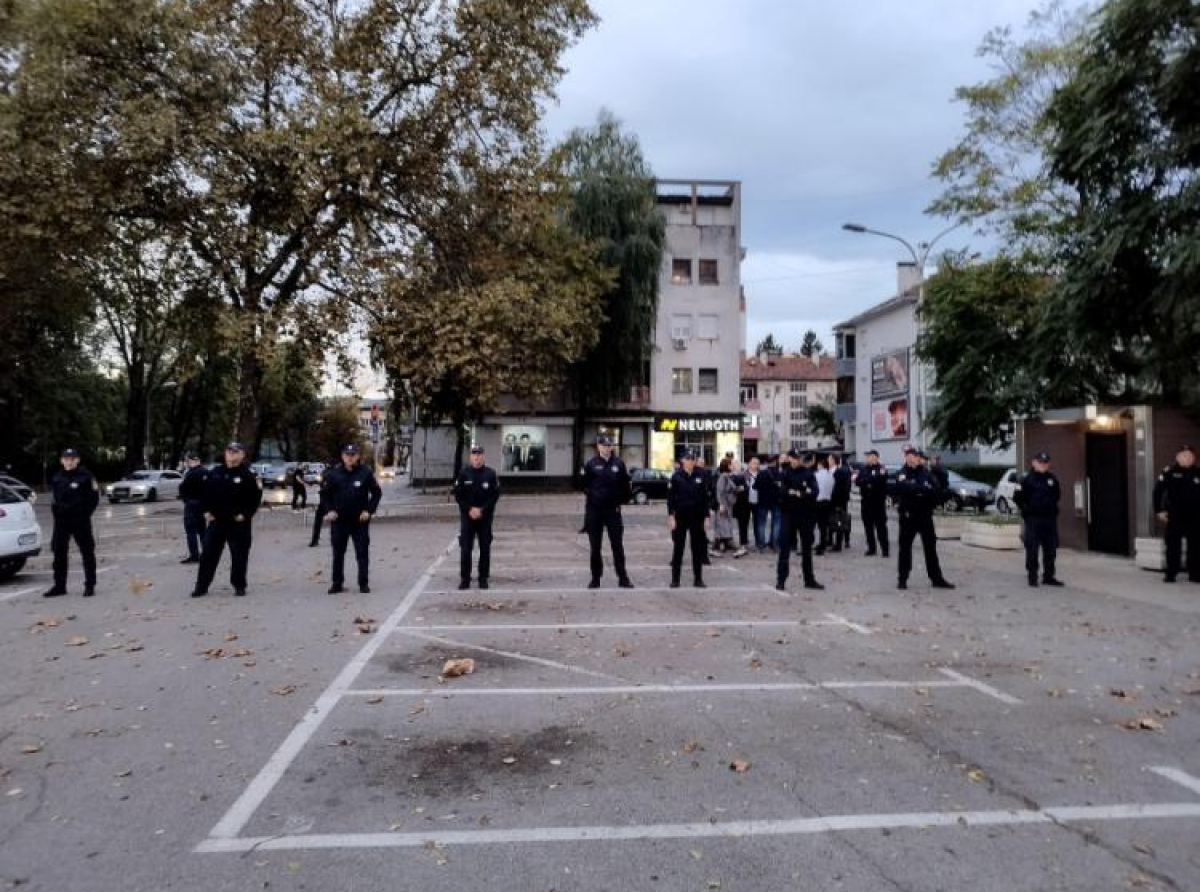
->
559, 111, 665, 408
919, 254, 1050, 449
755, 333, 782, 355
309, 398, 361, 464
799, 329, 824, 358
805, 401, 839, 441
1045, 0, 1200, 408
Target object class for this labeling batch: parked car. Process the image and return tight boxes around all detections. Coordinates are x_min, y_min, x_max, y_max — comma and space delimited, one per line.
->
258, 464, 292, 490
0, 483, 42, 581
943, 471, 996, 513
629, 468, 671, 504
302, 462, 326, 485
106, 469, 184, 503
0, 474, 36, 503
995, 468, 1020, 514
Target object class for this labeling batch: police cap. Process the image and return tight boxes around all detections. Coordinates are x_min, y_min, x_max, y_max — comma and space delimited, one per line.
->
1033, 451, 1050, 463
595, 434, 612, 446
341, 443, 360, 455
185, 451, 200, 460
864, 449, 880, 457
470, 445, 485, 455
680, 449, 697, 460
785, 448, 800, 459
226, 441, 246, 453
60, 447, 79, 458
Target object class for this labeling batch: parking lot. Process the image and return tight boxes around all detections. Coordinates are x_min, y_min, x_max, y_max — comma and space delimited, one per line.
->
2, 494, 1199, 891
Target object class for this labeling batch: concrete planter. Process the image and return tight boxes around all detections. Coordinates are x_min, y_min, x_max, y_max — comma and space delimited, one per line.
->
962, 519, 1023, 551
1135, 537, 1166, 571
934, 514, 968, 540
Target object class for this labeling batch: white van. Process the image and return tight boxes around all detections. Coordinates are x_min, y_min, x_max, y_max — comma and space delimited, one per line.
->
995, 468, 1020, 514
0, 483, 42, 581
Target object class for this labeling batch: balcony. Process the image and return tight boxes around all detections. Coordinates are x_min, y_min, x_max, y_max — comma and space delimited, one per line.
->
836, 357, 857, 378
835, 404, 857, 425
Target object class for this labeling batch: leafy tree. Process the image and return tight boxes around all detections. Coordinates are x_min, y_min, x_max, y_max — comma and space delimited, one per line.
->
258, 337, 324, 462
928, 1, 1090, 256
755, 333, 782, 356
798, 329, 824, 358
1045, 0, 1200, 407
805, 399, 841, 446
309, 397, 362, 465
919, 254, 1050, 449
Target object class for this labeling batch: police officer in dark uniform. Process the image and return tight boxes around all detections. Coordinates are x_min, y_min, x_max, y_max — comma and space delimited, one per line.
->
776, 450, 823, 591
179, 452, 207, 564
1154, 444, 1200, 584
857, 449, 889, 557
191, 442, 262, 597
322, 444, 382, 594
667, 450, 709, 588
453, 445, 500, 590
581, 435, 633, 589
895, 447, 954, 591
829, 453, 852, 551
44, 447, 99, 597
1014, 451, 1064, 587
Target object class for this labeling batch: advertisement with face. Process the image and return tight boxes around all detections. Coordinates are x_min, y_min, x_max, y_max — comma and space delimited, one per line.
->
501, 425, 547, 473
871, 397, 909, 441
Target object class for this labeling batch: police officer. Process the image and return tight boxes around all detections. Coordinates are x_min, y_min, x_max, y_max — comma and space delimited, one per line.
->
857, 449, 889, 557
829, 453, 852, 552
1154, 445, 1200, 584
191, 442, 262, 597
290, 463, 308, 510
1014, 451, 1064, 587
895, 447, 954, 591
581, 435, 633, 589
777, 450, 823, 591
44, 447, 99, 597
179, 452, 207, 564
322, 444, 382, 594
454, 445, 500, 590
667, 450, 709, 588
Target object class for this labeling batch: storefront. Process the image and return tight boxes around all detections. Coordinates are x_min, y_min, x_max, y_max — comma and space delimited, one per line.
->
650, 413, 744, 469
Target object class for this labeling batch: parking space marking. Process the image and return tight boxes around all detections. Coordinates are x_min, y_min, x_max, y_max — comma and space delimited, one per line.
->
5, 565, 120, 582
396, 620, 803, 632
345, 677, 989, 698
823, 613, 873, 635
0, 585, 41, 603
393, 630, 626, 682
432, 564, 740, 575
1148, 766, 1200, 796
423, 585, 779, 596
936, 668, 1023, 705
196, 764, 1200, 853
204, 538, 455, 842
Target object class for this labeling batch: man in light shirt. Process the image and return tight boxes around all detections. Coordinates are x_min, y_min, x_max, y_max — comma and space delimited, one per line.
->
814, 455, 834, 556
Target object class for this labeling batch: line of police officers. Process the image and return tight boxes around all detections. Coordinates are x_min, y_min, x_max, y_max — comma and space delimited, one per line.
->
41, 441, 1199, 600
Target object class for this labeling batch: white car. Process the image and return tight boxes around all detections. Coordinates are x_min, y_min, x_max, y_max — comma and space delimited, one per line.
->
0, 483, 42, 581
995, 468, 1020, 514
106, 469, 184, 503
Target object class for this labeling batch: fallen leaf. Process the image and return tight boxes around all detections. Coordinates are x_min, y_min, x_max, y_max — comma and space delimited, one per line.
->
441, 658, 475, 678
21, 744, 42, 754
747, 658, 763, 670
409, 704, 427, 715
1153, 708, 1177, 719
613, 642, 632, 658
223, 633, 239, 642
66, 636, 89, 647
967, 768, 987, 783
125, 644, 144, 653
200, 648, 225, 659
1121, 717, 1164, 732
1131, 841, 1155, 856
129, 578, 152, 595
690, 849, 703, 860
729, 760, 751, 773
501, 756, 517, 765
31, 617, 64, 630
682, 739, 701, 754
366, 695, 384, 705
1110, 689, 1135, 700
270, 685, 297, 697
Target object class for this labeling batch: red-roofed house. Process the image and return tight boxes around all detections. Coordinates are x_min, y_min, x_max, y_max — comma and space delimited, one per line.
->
741, 352, 838, 457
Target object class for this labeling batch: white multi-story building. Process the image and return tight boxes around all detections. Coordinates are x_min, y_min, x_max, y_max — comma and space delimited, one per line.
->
408, 179, 746, 485
740, 352, 838, 457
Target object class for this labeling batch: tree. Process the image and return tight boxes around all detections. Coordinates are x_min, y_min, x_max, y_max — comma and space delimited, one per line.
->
919, 254, 1051, 449
3, 0, 598, 447
798, 329, 824, 358
309, 398, 362, 465
755, 333, 782, 356
1045, 0, 1200, 408
559, 111, 665, 468
805, 399, 841, 446
928, 1, 1090, 257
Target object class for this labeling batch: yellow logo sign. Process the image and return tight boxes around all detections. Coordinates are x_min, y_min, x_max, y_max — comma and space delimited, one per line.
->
659, 419, 678, 432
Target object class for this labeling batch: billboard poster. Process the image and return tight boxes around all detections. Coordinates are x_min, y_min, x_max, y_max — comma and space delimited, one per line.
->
871, 349, 909, 399
500, 425, 547, 473
871, 397, 910, 441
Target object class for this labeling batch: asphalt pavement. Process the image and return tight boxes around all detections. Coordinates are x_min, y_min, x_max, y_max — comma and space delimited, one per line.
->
2, 489, 1198, 891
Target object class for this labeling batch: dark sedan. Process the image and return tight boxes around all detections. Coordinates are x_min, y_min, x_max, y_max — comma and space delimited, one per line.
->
629, 468, 671, 504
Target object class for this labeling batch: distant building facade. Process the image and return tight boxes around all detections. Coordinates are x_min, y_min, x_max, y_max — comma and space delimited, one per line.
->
741, 352, 837, 457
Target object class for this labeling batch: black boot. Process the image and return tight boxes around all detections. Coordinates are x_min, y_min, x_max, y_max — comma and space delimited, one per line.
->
931, 579, 956, 590
82, 585, 95, 597
587, 578, 601, 589
1042, 577, 1064, 587
897, 579, 907, 590
693, 577, 706, 588
618, 577, 635, 590
458, 579, 470, 591
804, 579, 824, 590
43, 586, 67, 598
478, 579, 489, 590
190, 589, 208, 598
670, 574, 681, 589
1028, 575, 1039, 587
328, 583, 345, 595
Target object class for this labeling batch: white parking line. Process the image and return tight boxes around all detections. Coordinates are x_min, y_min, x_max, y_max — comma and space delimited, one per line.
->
936, 668, 1023, 705
423, 585, 778, 596
396, 620, 803, 632
204, 538, 455, 842
195, 765, 1200, 853
823, 613, 873, 635
393, 630, 625, 682
0, 585, 41, 603
345, 679, 976, 698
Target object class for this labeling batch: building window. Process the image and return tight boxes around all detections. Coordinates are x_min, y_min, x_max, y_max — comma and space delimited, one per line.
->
698, 368, 718, 394
790, 423, 805, 439
672, 368, 693, 394
740, 384, 757, 403
790, 381, 807, 393
670, 314, 692, 340
697, 314, 719, 340
698, 259, 718, 285
789, 392, 808, 411
671, 259, 692, 285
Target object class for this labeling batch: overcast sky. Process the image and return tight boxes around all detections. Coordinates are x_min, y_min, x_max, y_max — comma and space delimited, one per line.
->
541, 0, 1047, 355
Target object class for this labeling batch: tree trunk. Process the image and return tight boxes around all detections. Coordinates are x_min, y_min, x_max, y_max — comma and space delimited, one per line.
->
235, 337, 263, 454
451, 411, 467, 478
124, 373, 148, 475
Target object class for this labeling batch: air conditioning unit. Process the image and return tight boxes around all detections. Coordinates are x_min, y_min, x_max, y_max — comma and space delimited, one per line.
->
672, 337, 687, 350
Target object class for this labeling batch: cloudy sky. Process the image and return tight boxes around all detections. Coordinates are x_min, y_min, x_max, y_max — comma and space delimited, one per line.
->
541, 0, 1048, 354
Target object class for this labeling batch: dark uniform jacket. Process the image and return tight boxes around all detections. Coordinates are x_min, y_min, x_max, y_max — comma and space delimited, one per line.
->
780, 465, 819, 515
894, 464, 939, 517
453, 465, 501, 516
179, 466, 206, 503
1154, 464, 1200, 521
667, 469, 709, 515
581, 455, 630, 510
50, 467, 100, 521
199, 463, 263, 523
753, 468, 780, 509
856, 464, 889, 506
1014, 470, 1061, 519
831, 465, 852, 509
321, 463, 382, 519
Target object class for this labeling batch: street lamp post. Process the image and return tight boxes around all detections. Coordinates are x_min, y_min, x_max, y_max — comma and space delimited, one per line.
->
841, 222, 961, 450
